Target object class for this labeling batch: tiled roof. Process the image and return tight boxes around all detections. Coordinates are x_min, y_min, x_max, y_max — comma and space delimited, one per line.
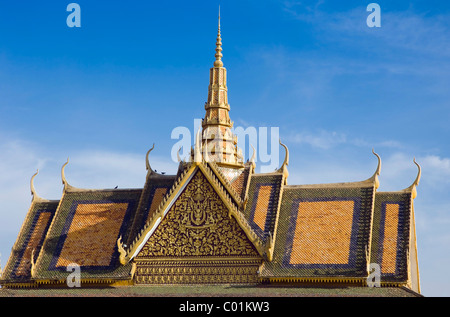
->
243, 173, 283, 245
126, 172, 176, 246
260, 183, 375, 280
32, 188, 142, 282
217, 165, 251, 201
1, 200, 58, 284
370, 192, 412, 284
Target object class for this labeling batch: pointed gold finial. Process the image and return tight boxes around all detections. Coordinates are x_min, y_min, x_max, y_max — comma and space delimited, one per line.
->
214, 6, 223, 67
30, 169, 39, 200
279, 139, 289, 168
61, 158, 70, 190
412, 157, 421, 187
145, 143, 155, 172
369, 149, 381, 189
278, 140, 289, 183
30, 169, 50, 202
404, 158, 421, 199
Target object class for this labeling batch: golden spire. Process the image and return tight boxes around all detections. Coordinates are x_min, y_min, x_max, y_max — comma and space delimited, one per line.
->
214, 7, 223, 67
201, 8, 243, 168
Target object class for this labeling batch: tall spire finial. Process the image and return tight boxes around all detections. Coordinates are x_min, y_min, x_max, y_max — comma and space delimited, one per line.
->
214, 6, 223, 67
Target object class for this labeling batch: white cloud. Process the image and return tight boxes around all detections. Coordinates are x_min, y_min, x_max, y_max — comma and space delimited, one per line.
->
288, 130, 347, 149
286, 129, 404, 151
283, 2, 450, 59
421, 155, 450, 175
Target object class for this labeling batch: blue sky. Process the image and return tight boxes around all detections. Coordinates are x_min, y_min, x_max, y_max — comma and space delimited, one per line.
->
1, 0, 449, 296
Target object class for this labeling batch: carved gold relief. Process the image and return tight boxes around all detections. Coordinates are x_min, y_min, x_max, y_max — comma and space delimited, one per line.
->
137, 170, 259, 258
134, 259, 261, 285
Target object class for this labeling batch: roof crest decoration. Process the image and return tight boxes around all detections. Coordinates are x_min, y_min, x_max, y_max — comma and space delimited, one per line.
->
368, 149, 381, 189
277, 140, 289, 183
403, 158, 421, 199
61, 158, 72, 192
145, 143, 156, 172
30, 169, 50, 202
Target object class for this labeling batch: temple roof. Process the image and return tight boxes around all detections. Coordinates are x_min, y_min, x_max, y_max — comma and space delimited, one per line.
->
370, 191, 418, 288
0, 14, 421, 293
260, 181, 376, 281
1, 199, 58, 285
126, 171, 177, 247
32, 187, 142, 283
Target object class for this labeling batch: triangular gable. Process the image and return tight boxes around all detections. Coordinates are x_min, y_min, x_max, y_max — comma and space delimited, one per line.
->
123, 162, 264, 263
135, 168, 260, 258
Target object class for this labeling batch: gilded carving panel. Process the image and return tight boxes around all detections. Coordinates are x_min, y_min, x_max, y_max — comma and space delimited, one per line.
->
137, 170, 258, 258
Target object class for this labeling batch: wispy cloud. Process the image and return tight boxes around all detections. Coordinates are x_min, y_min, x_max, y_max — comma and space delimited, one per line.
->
287, 130, 347, 149
286, 129, 404, 151
282, 1, 450, 59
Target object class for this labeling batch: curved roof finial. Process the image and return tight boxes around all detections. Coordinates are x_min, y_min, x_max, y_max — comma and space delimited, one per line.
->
412, 157, 421, 187
372, 148, 381, 176
404, 158, 421, 199
278, 139, 289, 183
279, 139, 289, 168
177, 147, 182, 163
250, 144, 256, 163
30, 169, 51, 202
61, 158, 70, 190
249, 144, 256, 170
369, 149, 381, 189
214, 6, 223, 67
145, 143, 155, 172
30, 169, 39, 200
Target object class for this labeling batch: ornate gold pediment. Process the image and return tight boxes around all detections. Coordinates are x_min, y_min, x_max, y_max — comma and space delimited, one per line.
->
136, 169, 260, 258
